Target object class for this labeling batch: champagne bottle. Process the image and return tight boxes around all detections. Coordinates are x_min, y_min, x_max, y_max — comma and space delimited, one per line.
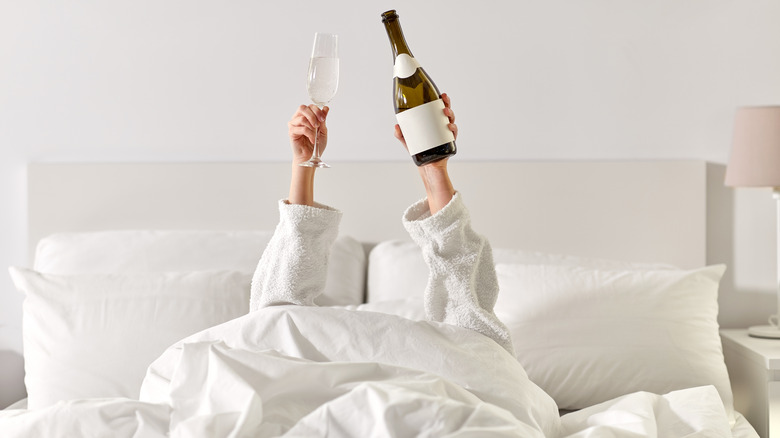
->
381, 9, 456, 166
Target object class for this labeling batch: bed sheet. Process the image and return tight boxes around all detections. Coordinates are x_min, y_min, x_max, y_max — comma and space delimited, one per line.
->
0, 306, 756, 437
0, 400, 759, 437
0, 400, 756, 437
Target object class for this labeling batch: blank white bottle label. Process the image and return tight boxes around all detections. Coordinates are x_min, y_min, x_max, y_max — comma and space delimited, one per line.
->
393, 54, 421, 79
396, 99, 455, 156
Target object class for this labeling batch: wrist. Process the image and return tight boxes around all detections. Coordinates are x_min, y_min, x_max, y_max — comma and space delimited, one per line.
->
288, 164, 315, 206
292, 154, 312, 167
418, 161, 455, 214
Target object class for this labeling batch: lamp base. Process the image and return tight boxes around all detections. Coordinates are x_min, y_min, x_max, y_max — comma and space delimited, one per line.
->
748, 325, 780, 339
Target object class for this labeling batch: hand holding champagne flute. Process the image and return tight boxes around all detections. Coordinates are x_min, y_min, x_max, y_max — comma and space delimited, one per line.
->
299, 32, 339, 168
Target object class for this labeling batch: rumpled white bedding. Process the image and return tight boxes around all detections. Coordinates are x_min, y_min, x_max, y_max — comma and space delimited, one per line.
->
0, 306, 746, 437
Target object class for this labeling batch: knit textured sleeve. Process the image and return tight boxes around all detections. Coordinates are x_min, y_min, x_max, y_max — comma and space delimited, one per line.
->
402, 192, 515, 355
250, 200, 342, 311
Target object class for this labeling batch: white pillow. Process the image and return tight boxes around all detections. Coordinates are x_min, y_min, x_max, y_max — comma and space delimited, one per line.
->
34, 230, 366, 306
8, 267, 251, 410
494, 263, 733, 418
33, 230, 275, 274
366, 240, 676, 303
367, 241, 426, 303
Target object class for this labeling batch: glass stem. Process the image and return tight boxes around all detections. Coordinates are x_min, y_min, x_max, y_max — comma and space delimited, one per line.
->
310, 126, 320, 161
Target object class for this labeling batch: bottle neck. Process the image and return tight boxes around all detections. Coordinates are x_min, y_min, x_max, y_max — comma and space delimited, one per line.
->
383, 15, 413, 59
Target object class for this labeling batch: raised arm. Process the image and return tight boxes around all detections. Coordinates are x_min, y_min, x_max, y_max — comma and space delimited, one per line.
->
395, 94, 515, 354
249, 104, 340, 311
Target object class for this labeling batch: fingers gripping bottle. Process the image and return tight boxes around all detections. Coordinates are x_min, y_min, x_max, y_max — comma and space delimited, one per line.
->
381, 9, 456, 166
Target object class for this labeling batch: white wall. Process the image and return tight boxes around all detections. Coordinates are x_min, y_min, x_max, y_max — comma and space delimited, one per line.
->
1, 0, 780, 406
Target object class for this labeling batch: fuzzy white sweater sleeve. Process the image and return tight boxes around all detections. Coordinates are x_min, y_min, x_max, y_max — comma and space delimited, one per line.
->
250, 200, 342, 311
402, 192, 515, 355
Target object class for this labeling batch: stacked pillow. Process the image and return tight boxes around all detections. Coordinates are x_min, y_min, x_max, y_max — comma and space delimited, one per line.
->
10, 230, 366, 409
12, 231, 734, 420
365, 240, 733, 419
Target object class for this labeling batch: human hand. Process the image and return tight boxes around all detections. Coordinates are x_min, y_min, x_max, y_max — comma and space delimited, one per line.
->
288, 104, 329, 165
393, 93, 458, 167
287, 104, 328, 206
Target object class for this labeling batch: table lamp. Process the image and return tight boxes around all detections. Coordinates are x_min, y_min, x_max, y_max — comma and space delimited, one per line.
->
725, 106, 780, 338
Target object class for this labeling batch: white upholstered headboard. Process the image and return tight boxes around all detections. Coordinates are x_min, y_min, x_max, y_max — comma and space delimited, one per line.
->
28, 160, 707, 269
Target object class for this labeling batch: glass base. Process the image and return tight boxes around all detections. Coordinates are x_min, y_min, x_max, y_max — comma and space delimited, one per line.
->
298, 158, 330, 168
748, 325, 780, 339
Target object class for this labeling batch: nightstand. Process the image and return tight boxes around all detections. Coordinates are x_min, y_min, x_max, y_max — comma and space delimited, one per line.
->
721, 329, 780, 438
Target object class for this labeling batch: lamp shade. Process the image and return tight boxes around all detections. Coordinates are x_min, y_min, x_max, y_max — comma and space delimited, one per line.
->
725, 106, 780, 188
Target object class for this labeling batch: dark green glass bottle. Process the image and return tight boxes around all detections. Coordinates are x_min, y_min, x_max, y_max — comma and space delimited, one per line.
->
381, 10, 456, 166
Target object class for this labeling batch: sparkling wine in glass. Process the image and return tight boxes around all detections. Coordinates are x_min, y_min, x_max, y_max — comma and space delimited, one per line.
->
300, 32, 339, 168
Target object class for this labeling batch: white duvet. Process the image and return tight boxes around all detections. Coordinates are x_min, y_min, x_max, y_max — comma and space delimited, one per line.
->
0, 306, 743, 437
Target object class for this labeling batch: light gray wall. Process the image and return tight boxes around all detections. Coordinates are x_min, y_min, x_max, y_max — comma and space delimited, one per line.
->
2, 0, 780, 407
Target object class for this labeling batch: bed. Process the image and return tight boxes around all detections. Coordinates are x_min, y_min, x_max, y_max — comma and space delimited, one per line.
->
0, 160, 759, 437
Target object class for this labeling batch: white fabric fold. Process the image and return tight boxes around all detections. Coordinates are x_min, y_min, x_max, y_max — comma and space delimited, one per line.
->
402, 192, 515, 354
250, 200, 342, 310
559, 386, 734, 438
142, 306, 560, 437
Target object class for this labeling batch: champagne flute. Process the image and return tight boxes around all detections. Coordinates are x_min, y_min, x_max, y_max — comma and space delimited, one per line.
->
300, 32, 339, 168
